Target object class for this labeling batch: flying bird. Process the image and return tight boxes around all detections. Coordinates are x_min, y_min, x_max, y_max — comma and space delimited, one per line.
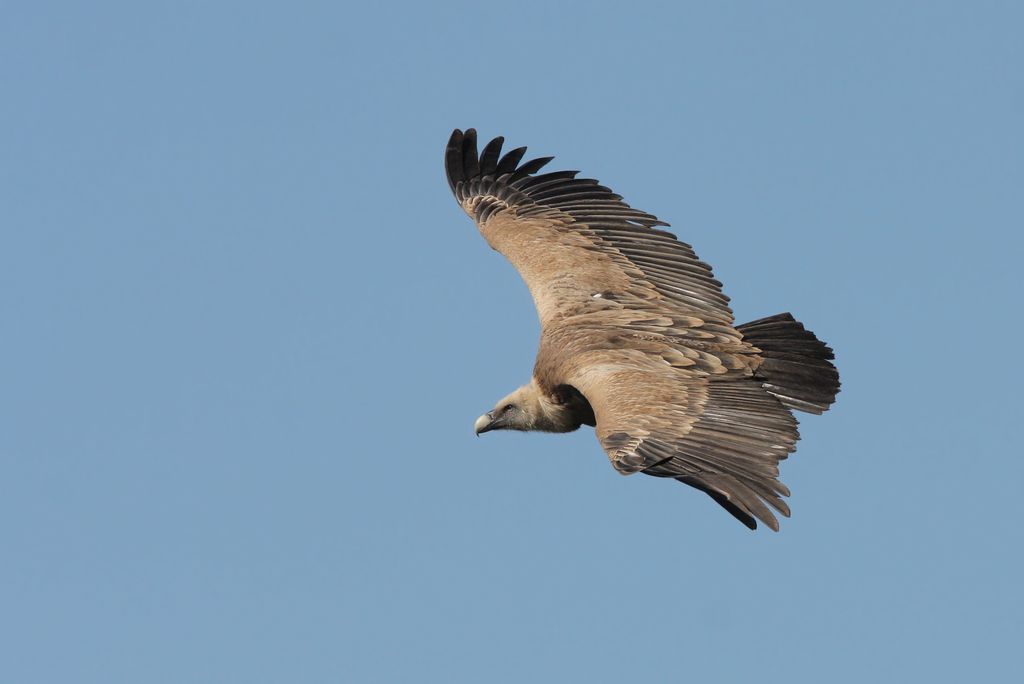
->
446, 129, 839, 531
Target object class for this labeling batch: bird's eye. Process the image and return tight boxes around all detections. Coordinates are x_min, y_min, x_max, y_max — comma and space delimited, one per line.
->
503, 403, 514, 413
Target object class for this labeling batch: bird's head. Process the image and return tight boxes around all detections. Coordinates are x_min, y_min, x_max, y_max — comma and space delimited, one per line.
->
474, 384, 538, 435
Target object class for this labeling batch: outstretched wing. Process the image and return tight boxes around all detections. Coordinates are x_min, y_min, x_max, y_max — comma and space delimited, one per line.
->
445, 129, 736, 336
569, 358, 800, 531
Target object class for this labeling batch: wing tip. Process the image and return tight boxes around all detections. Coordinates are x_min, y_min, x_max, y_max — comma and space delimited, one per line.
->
677, 474, 784, 532
444, 129, 668, 228
445, 127, 513, 198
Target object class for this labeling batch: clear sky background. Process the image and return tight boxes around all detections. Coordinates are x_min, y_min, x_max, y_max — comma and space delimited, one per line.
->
2, 2, 1022, 682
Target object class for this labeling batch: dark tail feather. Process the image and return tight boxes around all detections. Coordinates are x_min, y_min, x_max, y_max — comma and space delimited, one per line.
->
737, 313, 840, 415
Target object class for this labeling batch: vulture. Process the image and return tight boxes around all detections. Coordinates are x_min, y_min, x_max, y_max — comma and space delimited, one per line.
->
446, 129, 839, 531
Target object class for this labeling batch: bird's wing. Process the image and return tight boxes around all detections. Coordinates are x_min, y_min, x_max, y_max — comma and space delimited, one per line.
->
569, 357, 800, 531
445, 129, 737, 338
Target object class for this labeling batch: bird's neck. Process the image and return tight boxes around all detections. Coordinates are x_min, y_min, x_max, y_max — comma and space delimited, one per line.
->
530, 385, 593, 433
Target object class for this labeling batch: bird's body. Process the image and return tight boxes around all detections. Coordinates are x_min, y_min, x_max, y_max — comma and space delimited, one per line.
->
447, 129, 839, 531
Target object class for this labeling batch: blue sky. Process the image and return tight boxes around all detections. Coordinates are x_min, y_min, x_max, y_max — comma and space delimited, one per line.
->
2, 1, 1021, 682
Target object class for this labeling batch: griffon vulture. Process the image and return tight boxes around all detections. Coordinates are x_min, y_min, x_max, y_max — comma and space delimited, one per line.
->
446, 129, 839, 531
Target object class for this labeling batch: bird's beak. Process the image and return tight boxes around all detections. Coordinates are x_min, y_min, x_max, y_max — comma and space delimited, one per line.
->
474, 411, 496, 435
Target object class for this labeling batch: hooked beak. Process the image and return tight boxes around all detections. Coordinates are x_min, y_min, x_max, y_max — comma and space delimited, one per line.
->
474, 411, 496, 435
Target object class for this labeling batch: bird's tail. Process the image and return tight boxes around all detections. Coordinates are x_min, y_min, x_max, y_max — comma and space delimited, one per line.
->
737, 313, 840, 414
